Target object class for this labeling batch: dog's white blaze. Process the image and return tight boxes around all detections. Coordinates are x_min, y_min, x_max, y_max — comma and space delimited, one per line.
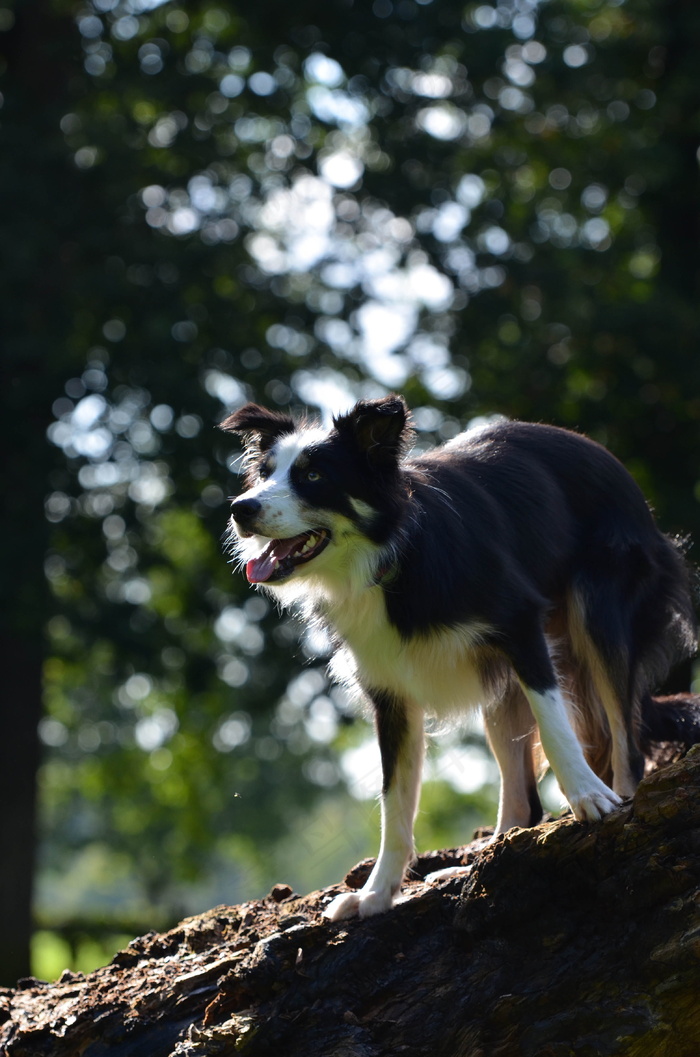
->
274, 428, 330, 466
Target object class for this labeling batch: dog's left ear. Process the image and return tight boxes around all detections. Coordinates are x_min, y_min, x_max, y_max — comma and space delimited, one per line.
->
334, 396, 412, 468
220, 403, 296, 452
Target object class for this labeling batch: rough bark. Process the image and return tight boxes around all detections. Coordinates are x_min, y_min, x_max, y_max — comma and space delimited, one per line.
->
2, 749, 700, 1057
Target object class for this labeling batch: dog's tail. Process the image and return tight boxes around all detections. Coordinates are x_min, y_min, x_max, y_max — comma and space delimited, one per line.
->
640, 692, 700, 762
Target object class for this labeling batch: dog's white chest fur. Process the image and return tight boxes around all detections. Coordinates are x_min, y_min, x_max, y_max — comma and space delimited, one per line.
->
325, 585, 489, 715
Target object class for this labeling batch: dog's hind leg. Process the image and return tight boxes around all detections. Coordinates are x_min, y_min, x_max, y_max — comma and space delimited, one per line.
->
324, 691, 424, 921
426, 686, 543, 888
580, 663, 639, 799
567, 590, 644, 799
484, 684, 543, 836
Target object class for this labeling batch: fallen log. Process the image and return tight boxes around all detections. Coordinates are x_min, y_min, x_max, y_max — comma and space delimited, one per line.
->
2, 747, 700, 1057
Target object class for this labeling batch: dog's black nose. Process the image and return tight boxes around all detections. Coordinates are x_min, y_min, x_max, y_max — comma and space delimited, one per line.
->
231, 497, 262, 528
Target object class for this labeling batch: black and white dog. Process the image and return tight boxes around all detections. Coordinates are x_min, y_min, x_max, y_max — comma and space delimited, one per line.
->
223, 396, 699, 920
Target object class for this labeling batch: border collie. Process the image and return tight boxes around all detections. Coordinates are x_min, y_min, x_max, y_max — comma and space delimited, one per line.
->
222, 395, 699, 921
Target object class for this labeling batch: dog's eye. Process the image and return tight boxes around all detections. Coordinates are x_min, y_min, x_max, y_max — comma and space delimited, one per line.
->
305, 469, 322, 482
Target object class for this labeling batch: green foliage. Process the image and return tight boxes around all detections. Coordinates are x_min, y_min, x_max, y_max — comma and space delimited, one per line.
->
32, 930, 134, 983
2, 0, 700, 974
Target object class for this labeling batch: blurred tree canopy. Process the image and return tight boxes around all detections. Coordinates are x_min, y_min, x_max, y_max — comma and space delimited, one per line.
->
2, 0, 699, 982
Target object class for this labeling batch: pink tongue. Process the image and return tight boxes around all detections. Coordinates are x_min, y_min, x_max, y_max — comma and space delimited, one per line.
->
246, 534, 308, 584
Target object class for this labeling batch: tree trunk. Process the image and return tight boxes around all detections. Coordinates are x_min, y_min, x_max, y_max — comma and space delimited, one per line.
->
0, 2, 83, 985
0, 634, 42, 989
2, 749, 700, 1056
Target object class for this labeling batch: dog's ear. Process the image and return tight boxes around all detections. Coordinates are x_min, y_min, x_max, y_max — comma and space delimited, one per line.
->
220, 404, 296, 452
334, 396, 412, 468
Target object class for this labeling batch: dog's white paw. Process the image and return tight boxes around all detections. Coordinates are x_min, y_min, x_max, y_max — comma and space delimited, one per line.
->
323, 891, 361, 921
567, 780, 621, 822
424, 865, 473, 884
323, 886, 395, 921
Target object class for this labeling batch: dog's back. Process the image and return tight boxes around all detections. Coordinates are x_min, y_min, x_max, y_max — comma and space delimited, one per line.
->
384, 420, 675, 635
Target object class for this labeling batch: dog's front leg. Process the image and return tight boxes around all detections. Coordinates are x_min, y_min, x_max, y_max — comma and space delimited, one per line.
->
522, 682, 621, 821
324, 692, 424, 921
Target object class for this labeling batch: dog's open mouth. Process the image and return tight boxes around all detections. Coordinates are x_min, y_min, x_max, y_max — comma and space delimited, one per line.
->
246, 529, 330, 584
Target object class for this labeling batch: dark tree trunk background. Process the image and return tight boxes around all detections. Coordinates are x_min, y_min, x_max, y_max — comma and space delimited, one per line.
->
0, 4, 84, 985
2, 749, 700, 1057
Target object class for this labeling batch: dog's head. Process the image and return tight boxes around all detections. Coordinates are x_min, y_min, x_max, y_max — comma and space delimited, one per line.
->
221, 396, 412, 589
